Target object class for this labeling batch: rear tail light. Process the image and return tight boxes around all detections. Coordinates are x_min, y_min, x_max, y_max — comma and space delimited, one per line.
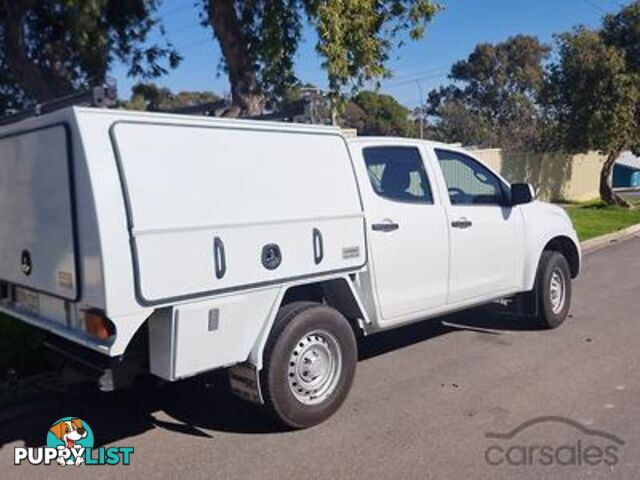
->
83, 310, 115, 340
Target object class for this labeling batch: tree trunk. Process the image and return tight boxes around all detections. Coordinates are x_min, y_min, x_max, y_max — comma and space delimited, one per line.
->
2, 1, 73, 102
207, 0, 263, 117
600, 149, 630, 207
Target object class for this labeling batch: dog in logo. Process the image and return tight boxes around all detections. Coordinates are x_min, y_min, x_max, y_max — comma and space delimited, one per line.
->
49, 418, 87, 466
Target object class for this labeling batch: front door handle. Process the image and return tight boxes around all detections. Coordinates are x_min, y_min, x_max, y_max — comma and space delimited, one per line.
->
372, 221, 399, 232
451, 218, 472, 229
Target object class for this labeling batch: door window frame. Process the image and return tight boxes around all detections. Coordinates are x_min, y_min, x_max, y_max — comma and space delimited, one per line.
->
362, 145, 436, 206
434, 148, 512, 207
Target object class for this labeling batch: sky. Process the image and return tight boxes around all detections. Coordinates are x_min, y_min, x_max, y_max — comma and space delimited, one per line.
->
110, 0, 631, 108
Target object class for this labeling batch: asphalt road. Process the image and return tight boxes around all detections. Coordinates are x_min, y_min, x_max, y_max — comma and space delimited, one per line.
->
2, 236, 640, 479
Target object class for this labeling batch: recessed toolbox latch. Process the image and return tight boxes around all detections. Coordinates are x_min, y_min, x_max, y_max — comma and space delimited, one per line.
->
21, 250, 33, 276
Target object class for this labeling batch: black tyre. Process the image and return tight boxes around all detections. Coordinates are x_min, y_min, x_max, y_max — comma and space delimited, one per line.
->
535, 251, 572, 329
260, 301, 357, 429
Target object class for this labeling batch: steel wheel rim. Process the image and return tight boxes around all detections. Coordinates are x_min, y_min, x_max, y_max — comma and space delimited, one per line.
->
549, 268, 566, 314
287, 329, 342, 406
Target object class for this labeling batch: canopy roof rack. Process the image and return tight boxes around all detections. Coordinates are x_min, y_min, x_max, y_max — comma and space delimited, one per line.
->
157, 99, 309, 123
156, 100, 229, 117
0, 84, 117, 127
0, 82, 331, 126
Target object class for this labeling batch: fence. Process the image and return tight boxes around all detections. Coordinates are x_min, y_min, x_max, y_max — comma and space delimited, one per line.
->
470, 148, 606, 202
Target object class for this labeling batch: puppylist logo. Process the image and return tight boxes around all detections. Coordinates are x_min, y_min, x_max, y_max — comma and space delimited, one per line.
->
14, 417, 134, 467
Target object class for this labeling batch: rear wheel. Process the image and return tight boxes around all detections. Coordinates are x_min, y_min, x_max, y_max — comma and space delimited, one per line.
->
535, 251, 572, 329
260, 302, 357, 429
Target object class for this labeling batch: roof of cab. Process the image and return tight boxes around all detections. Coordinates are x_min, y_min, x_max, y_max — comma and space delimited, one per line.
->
346, 135, 464, 151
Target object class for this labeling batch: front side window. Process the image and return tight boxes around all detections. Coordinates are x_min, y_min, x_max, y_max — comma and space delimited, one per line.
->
434, 149, 507, 206
363, 147, 433, 204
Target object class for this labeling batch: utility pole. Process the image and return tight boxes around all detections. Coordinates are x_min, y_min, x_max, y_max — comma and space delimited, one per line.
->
415, 80, 424, 139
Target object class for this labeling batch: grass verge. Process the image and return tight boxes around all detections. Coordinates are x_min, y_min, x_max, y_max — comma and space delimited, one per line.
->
566, 202, 640, 241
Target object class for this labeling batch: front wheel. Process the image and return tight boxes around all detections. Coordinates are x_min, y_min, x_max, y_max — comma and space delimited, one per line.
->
260, 302, 357, 429
535, 251, 572, 329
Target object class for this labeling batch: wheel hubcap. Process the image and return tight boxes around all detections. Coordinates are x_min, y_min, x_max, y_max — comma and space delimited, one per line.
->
287, 330, 342, 405
549, 268, 566, 314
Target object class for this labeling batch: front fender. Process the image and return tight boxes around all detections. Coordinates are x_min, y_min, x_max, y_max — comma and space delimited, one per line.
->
520, 202, 581, 291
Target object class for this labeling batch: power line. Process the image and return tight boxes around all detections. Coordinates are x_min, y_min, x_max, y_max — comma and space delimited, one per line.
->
580, 0, 607, 14
596, 0, 626, 10
381, 67, 449, 86
382, 72, 449, 89
387, 66, 449, 82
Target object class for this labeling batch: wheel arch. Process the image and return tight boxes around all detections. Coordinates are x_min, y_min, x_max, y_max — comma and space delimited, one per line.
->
247, 275, 369, 369
524, 234, 581, 291
543, 236, 580, 278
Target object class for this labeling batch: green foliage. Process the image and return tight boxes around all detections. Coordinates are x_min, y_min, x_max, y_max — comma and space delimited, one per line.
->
542, 2, 640, 205
343, 90, 416, 136
543, 27, 640, 155
309, 0, 441, 92
206, 0, 441, 109
0, 1, 180, 112
125, 83, 220, 111
603, 2, 640, 72
426, 35, 550, 151
425, 90, 494, 146
236, 0, 304, 104
566, 203, 640, 240
310, 0, 441, 92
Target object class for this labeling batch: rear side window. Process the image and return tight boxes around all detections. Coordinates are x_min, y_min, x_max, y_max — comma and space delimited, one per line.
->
434, 149, 507, 206
363, 147, 433, 204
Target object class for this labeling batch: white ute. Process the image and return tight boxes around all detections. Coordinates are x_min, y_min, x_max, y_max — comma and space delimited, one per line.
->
0, 107, 580, 428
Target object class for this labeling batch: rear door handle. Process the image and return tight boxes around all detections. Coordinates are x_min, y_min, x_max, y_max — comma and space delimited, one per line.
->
312, 228, 324, 265
372, 221, 399, 232
451, 218, 472, 229
213, 237, 226, 279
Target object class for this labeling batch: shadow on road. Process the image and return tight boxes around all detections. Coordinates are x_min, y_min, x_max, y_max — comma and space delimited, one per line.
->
0, 371, 285, 449
359, 303, 540, 360
0, 304, 540, 447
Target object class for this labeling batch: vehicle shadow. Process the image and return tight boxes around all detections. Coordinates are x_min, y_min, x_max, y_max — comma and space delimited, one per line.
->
0, 371, 284, 449
0, 303, 541, 447
359, 302, 540, 360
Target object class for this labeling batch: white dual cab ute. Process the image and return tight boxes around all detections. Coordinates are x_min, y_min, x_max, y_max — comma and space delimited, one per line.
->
0, 107, 580, 428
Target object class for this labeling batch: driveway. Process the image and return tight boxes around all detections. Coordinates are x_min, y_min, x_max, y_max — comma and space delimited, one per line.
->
2, 236, 640, 479
617, 188, 640, 202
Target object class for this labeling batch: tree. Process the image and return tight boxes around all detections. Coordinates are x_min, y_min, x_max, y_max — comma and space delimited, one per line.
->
204, 0, 441, 117
602, 1, 640, 71
342, 90, 416, 136
125, 83, 221, 111
426, 35, 550, 151
544, 20, 640, 205
425, 86, 495, 146
0, 1, 180, 112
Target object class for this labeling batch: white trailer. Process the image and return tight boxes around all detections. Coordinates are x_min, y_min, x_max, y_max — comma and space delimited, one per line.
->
0, 107, 580, 428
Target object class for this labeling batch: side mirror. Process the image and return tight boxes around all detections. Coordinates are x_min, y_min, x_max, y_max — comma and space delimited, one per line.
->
511, 183, 535, 206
